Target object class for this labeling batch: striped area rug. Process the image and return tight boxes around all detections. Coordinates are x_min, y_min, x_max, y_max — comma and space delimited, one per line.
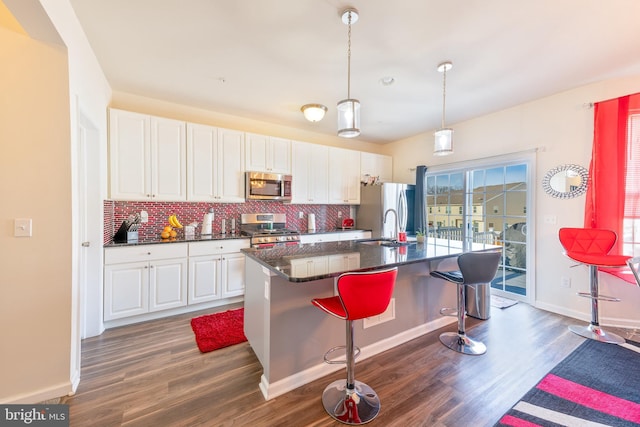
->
496, 339, 640, 426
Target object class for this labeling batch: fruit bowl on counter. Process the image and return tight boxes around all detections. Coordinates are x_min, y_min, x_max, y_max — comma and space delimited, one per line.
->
160, 214, 183, 241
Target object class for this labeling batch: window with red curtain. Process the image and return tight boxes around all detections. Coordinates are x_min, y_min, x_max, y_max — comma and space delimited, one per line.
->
584, 92, 640, 283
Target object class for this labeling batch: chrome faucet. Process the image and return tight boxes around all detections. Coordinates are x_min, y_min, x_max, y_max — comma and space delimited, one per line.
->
384, 208, 399, 241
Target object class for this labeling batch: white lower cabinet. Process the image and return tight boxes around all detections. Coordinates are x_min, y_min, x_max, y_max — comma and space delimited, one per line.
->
222, 252, 246, 297
149, 258, 188, 312
104, 243, 188, 321
299, 231, 371, 244
188, 239, 250, 304
339, 231, 371, 241
104, 261, 149, 320
290, 257, 329, 278
328, 253, 361, 272
188, 256, 222, 304
299, 233, 339, 244
104, 239, 249, 324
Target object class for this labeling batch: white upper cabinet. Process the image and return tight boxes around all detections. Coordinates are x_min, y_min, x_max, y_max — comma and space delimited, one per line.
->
187, 123, 245, 203
291, 141, 329, 204
245, 133, 291, 174
328, 147, 361, 204
150, 117, 187, 200
109, 108, 187, 201
217, 128, 246, 202
361, 152, 393, 183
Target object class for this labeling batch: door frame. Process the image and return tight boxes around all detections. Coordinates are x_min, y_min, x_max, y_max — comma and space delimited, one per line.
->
424, 151, 536, 304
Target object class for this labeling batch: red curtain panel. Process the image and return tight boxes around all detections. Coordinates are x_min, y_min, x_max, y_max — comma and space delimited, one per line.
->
584, 92, 640, 282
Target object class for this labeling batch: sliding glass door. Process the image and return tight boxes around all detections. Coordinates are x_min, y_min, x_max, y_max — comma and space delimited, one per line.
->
425, 158, 531, 299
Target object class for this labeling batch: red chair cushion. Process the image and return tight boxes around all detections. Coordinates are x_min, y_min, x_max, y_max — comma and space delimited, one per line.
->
312, 296, 347, 319
558, 228, 630, 267
311, 268, 397, 321
564, 253, 631, 267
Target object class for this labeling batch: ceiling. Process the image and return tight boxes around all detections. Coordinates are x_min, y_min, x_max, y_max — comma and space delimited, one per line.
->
69, 0, 640, 144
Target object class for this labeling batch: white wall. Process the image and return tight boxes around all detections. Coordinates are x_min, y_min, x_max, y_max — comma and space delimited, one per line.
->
0, 0, 111, 403
387, 76, 640, 327
0, 21, 73, 403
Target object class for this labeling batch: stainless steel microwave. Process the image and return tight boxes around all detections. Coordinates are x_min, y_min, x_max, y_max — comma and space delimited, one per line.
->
245, 171, 292, 202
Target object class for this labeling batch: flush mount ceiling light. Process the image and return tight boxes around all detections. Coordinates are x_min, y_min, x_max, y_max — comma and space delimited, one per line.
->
379, 76, 396, 86
434, 61, 454, 156
337, 7, 360, 138
301, 104, 328, 122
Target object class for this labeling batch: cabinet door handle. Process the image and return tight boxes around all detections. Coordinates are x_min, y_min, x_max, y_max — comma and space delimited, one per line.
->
81, 241, 90, 247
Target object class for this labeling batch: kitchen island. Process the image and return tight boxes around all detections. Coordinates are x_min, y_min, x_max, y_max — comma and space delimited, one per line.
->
243, 238, 500, 400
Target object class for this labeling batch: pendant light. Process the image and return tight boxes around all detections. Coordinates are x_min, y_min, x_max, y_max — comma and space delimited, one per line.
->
434, 61, 453, 156
337, 8, 360, 138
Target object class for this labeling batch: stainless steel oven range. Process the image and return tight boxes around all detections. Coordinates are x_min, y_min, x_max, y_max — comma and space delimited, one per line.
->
240, 213, 300, 249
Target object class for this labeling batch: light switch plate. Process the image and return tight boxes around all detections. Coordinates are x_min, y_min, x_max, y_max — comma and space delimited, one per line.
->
14, 218, 32, 237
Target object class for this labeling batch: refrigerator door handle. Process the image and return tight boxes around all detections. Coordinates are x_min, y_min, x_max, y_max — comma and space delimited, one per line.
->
398, 189, 408, 232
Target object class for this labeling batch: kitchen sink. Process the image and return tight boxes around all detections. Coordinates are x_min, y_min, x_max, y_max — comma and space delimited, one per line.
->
357, 239, 412, 248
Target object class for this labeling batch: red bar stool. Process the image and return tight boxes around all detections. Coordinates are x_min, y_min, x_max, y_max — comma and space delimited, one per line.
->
558, 228, 631, 343
430, 251, 501, 355
311, 267, 397, 425
628, 256, 640, 286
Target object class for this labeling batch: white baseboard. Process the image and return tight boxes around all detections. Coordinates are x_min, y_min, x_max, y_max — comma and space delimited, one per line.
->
533, 301, 640, 330
103, 296, 243, 329
259, 316, 456, 400
70, 369, 80, 395
3, 381, 72, 404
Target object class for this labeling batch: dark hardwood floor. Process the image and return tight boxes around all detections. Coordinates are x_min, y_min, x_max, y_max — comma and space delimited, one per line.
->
62, 302, 637, 427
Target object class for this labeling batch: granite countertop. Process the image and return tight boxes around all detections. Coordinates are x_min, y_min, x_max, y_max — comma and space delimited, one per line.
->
242, 239, 499, 282
104, 233, 249, 247
299, 228, 370, 235
104, 229, 369, 247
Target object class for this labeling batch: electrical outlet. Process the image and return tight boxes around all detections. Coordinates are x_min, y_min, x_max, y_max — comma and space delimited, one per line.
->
561, 277, 571, 288
298, 211, 304, 219
338, 211, 342, 218
140, 210, 149, 223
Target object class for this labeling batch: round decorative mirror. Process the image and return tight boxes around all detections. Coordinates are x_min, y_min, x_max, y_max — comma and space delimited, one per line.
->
542, 164, 589, 198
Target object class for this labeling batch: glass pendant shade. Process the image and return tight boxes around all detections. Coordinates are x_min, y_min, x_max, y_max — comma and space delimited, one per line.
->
337, 98, 360, 138
434, 128, 453, 156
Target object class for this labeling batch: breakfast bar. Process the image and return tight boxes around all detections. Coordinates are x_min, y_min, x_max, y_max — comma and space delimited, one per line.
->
242, 238, 500, 400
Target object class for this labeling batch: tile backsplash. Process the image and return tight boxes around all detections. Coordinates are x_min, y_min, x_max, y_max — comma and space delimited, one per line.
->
104, 200, 352, 244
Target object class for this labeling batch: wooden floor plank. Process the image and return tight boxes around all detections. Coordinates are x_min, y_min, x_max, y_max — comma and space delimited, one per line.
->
63, 302, 636, 426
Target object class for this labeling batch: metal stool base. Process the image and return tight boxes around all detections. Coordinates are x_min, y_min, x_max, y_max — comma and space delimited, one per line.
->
568, 324, 625, 344
321, 379, 380, 425
439, 332, 487, 355
439, 307, 457, 317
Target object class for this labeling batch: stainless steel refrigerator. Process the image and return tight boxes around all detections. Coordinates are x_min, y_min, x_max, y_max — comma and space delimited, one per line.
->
356, 183, 415, 239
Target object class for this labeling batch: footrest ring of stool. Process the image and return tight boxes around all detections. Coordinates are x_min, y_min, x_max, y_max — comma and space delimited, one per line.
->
323, 345, 361, 365
576, 292, 621, 302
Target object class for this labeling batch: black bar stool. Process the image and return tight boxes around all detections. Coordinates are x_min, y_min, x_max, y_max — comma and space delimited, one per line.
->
311, 267, 397, 425
430, 251, 501, 355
